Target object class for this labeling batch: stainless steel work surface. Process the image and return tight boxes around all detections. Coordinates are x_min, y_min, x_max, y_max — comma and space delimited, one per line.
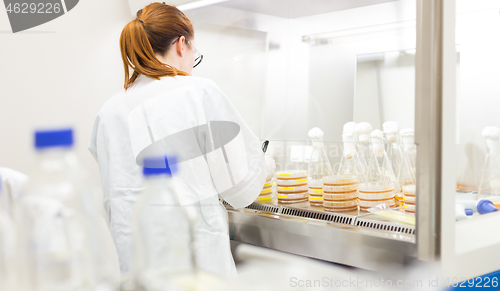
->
225, 200, 417, 271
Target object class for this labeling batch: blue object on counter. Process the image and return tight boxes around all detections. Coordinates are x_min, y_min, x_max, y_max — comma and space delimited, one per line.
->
465, 208, 473, 216
477, 200, 499, 214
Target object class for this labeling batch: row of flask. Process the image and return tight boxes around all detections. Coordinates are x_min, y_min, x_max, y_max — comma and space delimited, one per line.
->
306, 123, 416, 213
0, 128, 195, 291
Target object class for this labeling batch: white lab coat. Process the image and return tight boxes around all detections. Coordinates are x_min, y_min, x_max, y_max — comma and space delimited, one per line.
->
89, 75, 267, 277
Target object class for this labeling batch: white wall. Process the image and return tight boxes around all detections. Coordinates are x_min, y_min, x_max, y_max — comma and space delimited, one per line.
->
0, 0, 132, 183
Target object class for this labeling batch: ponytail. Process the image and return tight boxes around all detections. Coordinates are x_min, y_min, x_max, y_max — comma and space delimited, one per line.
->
120, 3, 193, 89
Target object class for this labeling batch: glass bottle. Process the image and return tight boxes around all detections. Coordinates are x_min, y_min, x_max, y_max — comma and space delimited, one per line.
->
477, 126, 500, 210
0, 180, 19, 291
132, 156, 196, 291
17, 129, 97, 291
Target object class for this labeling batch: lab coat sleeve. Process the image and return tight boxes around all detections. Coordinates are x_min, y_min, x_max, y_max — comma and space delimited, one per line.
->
202, 80, 267, 209
88, 114, 101, 162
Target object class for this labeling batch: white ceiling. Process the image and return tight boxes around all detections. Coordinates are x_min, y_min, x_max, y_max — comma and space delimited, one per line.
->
217, 0, 397, 18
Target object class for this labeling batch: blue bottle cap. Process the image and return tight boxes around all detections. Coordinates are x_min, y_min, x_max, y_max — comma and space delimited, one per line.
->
143, 156, 176, 176
35, 129, 73, 149
477, 199, 499, 214
465, 208, 473, 216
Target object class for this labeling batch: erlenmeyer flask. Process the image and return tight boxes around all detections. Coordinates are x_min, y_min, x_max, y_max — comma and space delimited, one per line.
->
307, 128, 334, 206
365, 130, 399, 189
398, 129, 416, 188
354, 122, 373, 169
477, 127, 500, 210
383, 121, 404, 181
338, 131, 366, 182
358, 130, 398, 211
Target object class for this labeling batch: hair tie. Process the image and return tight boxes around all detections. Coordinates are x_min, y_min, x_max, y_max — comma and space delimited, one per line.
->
136, 19, 144, 24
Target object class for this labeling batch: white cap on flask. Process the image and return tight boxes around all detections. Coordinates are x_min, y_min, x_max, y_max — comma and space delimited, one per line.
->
383, 121, 399, 143
308, 127, 324, 150
355, 122, 373, 143
343, 122, 357, 136
342, 133, 356, 158
482, 126, 500, 156
400, 128, 415, 153
371, 129, 384, 158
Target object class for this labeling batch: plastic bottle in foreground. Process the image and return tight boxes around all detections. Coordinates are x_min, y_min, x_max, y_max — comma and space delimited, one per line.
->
16, 129, 97, 291
307, 127, 334, 206
477, 126, 500, 210
132, 156, 195, 291
0, 179, 20, 291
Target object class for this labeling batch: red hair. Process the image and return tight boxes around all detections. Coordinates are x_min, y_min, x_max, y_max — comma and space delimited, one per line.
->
120, 3, 194, 89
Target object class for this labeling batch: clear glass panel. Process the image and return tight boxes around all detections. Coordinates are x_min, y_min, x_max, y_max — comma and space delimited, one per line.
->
455, 0, 500, 211
184, 1, 417, 217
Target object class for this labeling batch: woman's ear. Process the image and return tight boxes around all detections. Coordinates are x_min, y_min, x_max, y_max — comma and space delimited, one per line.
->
175, 36, 186, 57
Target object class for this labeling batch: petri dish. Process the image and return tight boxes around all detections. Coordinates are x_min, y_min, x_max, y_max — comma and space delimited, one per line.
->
405, 204, 416, 213
276, 171, 308, 180
323, 199, 358, 208
323, 184, 358, 193
308, 179, 323, 189
324, 205, 358, 212
277, 178, 308, 186
264, 180, 272, 188
359, 198, 395, 210
323, 191, 358, 201
402, 184, 416, 196
277, 185, 309, 193
257, 194, 272, 202
357, 183, 395, 193
358, 191, 395, 201
404, 195, 416, 205
260, 188, 273, 196
309, 195, 323, 206
395, 194, 406, 207
323, 175, 358, 186
277, 191, 308, 203
308, 189, 324, 195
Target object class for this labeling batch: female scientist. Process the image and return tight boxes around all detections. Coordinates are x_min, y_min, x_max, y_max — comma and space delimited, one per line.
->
89, 2, 274, 277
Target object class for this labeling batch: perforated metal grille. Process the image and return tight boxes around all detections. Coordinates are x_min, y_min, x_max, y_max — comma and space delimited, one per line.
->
356, 219, 415, 235
245, 203, 280, 213
221, 200, 413, 234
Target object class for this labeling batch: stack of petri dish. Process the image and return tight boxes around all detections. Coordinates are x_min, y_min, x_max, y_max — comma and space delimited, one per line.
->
276, 171, 308, 204
256, 178, 273, 203
308, 179, 324, 206
358, 183, 396, 211
395, 192, 405, 208
402, 184, 416, 213
322, 175, 359, 212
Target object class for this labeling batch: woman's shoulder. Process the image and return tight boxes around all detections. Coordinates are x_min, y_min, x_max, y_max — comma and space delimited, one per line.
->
169, 75, 218, 89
